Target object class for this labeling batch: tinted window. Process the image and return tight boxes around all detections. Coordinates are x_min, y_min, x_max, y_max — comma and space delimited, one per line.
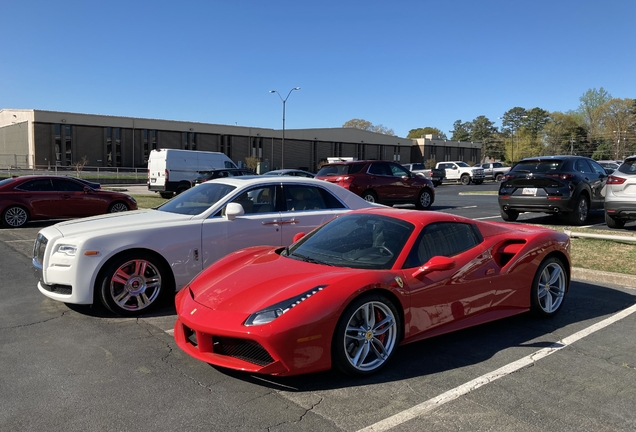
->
511, 160, 564, 174
404, 222, 482, 268
618, 159, 636, 174
389, 163, 409, 177
17, 179, 54, 192
52, 178, 85, 192
588, 160, 607, 176
574, 159, 593, 174
369, 163, 392, 176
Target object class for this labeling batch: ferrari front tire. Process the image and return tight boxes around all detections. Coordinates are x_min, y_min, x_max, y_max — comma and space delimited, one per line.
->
333, 294, 400, 376
531, 257, 567, 317
98, 252, 172, 316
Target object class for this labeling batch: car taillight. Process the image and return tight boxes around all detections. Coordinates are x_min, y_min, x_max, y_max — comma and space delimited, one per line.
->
607, 175, 626, 185
546, 173, 575, 180
501, 174, 514, 182
165, 169, 169, 182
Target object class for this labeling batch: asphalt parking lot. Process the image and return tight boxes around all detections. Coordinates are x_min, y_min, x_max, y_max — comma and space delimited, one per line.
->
1, 183, 635, 431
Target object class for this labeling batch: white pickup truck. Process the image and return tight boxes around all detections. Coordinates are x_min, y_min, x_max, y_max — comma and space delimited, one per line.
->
436, 161, 485, 185
473, 162, 511, 182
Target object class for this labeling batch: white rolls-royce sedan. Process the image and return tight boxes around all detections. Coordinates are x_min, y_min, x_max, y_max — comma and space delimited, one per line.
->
33, 176, 377, 316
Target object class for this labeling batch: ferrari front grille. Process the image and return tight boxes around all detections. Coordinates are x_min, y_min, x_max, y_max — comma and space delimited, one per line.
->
212, 336, 274, 367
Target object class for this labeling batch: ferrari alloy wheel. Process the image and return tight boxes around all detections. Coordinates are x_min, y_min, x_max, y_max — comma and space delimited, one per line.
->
2, 205, 29, 228
416, 189, 433, 210
333, 294, 400, 376
361, 190, 378, 204
568, 195, 589, 226
98, 252, 172, 316
108, 202, 129, 213
531, 257, 567, 317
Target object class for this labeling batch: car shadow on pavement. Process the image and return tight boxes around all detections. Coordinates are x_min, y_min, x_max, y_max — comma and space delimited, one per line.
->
64, 301, 176, 318
218, 281, 636, 391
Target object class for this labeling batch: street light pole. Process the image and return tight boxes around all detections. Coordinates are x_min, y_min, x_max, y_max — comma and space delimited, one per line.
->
270, 87, 300, 169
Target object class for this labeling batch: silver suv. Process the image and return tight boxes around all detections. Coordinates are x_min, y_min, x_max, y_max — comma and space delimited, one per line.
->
604, 155, 636, 228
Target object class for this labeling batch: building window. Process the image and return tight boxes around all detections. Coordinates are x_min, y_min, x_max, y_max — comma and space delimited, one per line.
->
191, 132, 197, 151
106, 127, 113, 166
64, 125, 72, 165
393, 146, 401, 162
114, 127, 121, 166
334, 142, 343, 157
54, 124, 62, 165
151, 130, 157, 150
251, 137, 262, 158
142, 129, 149, 161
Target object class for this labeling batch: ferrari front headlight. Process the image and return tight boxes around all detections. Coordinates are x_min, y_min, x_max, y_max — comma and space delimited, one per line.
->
244, 285, 326, 326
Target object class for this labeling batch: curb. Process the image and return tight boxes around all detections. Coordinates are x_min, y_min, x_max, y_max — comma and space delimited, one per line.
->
572, 267, 636, 289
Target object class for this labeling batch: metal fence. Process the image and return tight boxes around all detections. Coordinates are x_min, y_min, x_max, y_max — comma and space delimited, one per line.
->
0, 160, 147, 183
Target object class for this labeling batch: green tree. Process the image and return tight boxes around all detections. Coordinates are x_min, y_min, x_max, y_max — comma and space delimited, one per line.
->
342, 118, 395, 136
597, 98, 636, 159
450, 120, 471, 141
542, 112, 585, 155
470, 116, 499, 160
500, 107, 529, 162
407, 127, 447, 139
577, 88, 612, 141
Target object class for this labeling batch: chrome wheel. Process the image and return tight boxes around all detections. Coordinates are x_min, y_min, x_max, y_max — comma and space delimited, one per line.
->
109, 202, 129, 213
531, 258, 567, 317
336, 297, 399, 374
3, 206, 29, 228
102, 257, 163, 314
416, 189, 433, 210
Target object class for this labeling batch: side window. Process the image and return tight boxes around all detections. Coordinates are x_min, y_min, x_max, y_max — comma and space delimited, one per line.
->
52, 178, 85, 192
285, 185, 328, 211
17, 179, 54, 192
575, 159, 593, 173
369, 163, 392, 176
588, 160, 606, 175
389, 163, 409, 177
230, 185, 276, 214
403, 222, 483, 268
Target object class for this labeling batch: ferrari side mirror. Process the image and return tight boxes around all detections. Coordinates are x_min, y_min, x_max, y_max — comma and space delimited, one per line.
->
412, 255, 456, 278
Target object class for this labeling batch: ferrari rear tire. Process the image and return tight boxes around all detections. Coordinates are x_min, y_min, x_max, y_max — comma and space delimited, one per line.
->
98, 252, 172, 316
333, 294, 400, 376
2, 205, 29, 228
530, 257, 567, 317
416, 188, 433, 210
361, 190, 378, 204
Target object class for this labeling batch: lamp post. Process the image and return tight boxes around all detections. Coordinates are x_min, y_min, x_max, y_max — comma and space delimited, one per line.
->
270, 87, 300, 169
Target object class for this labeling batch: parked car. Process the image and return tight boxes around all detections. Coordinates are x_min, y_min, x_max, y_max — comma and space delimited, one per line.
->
192, 168, 256, 185
597, 160, 623, 174
65, 176, 101, 189
263, 169, 315, 178
436, 161, 485, 185
401, 163, 445, 186
33, 176, 377, 315
498, 156, 608, 225
604, 155, 636, 228
315, 160, 435, 209
473, 162, 511, 182
1, 175, 136, 228
174, 207, 570, 377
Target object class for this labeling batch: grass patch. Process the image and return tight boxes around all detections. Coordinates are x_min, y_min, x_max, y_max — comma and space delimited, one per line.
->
132, 195, 169, 209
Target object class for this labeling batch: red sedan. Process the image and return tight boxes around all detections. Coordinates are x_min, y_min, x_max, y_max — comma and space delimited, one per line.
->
1, 175, 137, 228
174, 208, 570, 377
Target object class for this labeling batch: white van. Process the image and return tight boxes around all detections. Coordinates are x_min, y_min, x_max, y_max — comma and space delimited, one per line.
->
147, 149, 237, 198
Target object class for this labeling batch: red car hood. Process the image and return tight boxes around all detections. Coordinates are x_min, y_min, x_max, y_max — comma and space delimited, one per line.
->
188, 248, 356, 314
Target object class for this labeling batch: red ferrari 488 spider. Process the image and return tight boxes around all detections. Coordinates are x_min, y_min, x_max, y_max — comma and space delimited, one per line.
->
174, 208, 570, 377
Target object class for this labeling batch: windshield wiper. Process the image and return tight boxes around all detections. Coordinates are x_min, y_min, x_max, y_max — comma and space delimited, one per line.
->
290, 252, 332, 266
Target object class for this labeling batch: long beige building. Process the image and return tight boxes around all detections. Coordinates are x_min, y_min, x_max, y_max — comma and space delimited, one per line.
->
0, 109, 482, 171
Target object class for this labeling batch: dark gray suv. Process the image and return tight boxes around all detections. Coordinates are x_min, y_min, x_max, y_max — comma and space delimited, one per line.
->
498, 156, 608, 225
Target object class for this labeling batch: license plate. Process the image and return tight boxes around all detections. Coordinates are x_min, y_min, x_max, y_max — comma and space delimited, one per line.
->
522, 187, 537, 196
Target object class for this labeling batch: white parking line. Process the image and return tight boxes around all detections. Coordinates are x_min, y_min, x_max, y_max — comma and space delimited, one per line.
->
357, 302, 636, 432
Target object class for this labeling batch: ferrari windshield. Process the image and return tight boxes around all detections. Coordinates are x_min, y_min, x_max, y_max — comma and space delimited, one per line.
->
286, 213, 414, 269
157, 183, 236, 215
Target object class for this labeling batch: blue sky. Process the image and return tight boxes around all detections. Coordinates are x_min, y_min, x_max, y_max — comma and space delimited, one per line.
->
2, 0, 634, 138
